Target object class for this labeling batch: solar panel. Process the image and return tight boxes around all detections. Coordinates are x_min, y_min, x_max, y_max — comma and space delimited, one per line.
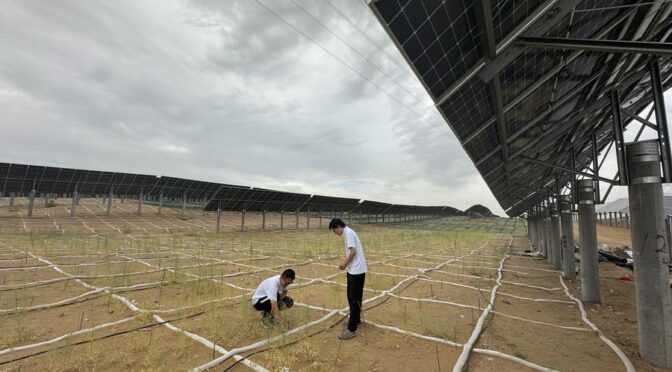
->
300, 195, 361, 212
353, 200, 393, 215
371, 0, 672, 216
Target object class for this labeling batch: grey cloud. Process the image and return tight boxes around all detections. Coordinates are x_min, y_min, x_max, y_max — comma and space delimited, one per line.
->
0, 0, 507, 215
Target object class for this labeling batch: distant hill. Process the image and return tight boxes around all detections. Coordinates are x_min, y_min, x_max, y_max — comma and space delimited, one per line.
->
465, 204, 495, 217
598, 196, 672, 216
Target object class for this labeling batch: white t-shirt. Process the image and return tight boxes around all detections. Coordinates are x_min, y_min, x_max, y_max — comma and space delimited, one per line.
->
252, 275, 286, 304
343, 226, 367, 275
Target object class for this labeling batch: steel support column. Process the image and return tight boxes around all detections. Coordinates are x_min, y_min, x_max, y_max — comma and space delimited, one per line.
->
241, 210, 246, 232
216, 209, 222, 234
560, 195, 575, 279
107, 187, 113, 216
71, 190, 77, 218
550, 199, 562, 270
28, 189, 35, 218
137, 190, 143, 215
578, 179, 600, 303
626, 141, 672, 367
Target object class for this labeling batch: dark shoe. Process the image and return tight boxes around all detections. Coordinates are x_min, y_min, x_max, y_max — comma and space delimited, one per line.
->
338, 329, 357, 340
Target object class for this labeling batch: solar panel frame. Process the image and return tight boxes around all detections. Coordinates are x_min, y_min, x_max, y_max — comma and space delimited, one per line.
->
371, 0, 672, 216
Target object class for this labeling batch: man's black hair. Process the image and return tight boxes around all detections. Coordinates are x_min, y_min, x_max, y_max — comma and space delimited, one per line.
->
328, 218, 346, 230
281, 268, 296, 280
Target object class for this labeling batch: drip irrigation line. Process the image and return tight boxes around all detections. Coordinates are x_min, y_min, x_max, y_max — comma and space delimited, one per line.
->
0, 311, 204, 366
221, 296, 392, 372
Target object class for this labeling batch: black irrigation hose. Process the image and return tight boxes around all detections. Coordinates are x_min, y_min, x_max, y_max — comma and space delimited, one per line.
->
221, 295, 394, 372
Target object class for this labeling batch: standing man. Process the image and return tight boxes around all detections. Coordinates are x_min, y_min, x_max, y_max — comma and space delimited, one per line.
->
252, 269, 295, 323
329, 218, 367, 340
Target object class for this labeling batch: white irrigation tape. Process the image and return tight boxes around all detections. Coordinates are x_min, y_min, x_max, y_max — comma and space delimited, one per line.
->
499, 280, 562, 291
1, 243, 268, 371
156, 312, 268, 372
387, 292, 480, 311
294, 300, 557, 372
17, 212, 27, 232
81, 205, 123, 234
453, 237, 512, 372
558, 274, 635, 372
116, 253, 250, 292
497, 291, 575, 304
490, 310, 590, 332
190, 309, 340, 372
0, 316, 138, 356
418, 277, 491, 293
191, 275, 419, 371
150, 292, 251, 314
503, 263, 562, 273
0, 288, 107, 315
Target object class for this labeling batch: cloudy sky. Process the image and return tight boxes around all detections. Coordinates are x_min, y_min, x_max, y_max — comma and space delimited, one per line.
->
0, 1, 669, 216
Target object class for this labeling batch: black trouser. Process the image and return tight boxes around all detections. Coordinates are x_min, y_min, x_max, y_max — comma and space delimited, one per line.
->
346, 272, 366, 332
253, 295, 293, 317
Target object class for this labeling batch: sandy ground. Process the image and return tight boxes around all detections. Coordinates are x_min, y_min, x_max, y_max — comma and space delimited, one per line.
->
0, 200, 666, 371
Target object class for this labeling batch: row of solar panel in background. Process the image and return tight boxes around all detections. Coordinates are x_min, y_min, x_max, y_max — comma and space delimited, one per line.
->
0, 163, 464, 215
0, 163, 223, 200
203, 187, 463, 215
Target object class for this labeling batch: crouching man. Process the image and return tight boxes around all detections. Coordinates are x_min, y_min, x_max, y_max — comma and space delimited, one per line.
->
252, 269, 295, 321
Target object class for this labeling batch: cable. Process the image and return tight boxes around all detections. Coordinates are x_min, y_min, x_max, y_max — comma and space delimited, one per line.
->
253, 0, 453, 138
298, 0, 433, 110
323, 0, 408, 73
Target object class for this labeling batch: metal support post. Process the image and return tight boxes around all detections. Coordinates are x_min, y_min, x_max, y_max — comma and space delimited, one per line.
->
262, 210, 266, 230
560, 195, 575, 279
611, 89, 629, 185
543, 210, 551, 262
319, 211, 322, 228
137, 189, 143, 215
619, 212, 623, 228
71, 190, 78, 218
295, 211, 299, 229
182, 194, 186, 217
578, 179, 600, 303
28, 189, 35, 218
650, 58, 672, 182
280, 211, 284, 230
306, 211, 310, 229
241, 210, 246, 232
625, 213, 630, 228
157, 193, 163, 215
107, 187, 113, 216
609, 212, 613, 227
626, 141, 672, 367
666, 215, 672, 262
9, 192, 14, 210
44, 194, 49, 207
216, 209, 222, 234
550, 199, 562, 270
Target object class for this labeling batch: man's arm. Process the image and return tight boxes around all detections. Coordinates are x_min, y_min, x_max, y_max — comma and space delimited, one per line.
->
339, 247, 356, 270
270, 300, 281, 318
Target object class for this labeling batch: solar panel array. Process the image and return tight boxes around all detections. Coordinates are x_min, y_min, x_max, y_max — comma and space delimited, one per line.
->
371, 0, 672, 216
0, 162, 465, 216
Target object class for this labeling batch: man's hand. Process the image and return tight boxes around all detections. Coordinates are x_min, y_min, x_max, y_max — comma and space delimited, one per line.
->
271, 300, 281, 319
339, 262, 347, 270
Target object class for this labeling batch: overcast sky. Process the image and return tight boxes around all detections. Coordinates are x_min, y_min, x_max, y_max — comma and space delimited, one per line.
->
0, 1, 669, 216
